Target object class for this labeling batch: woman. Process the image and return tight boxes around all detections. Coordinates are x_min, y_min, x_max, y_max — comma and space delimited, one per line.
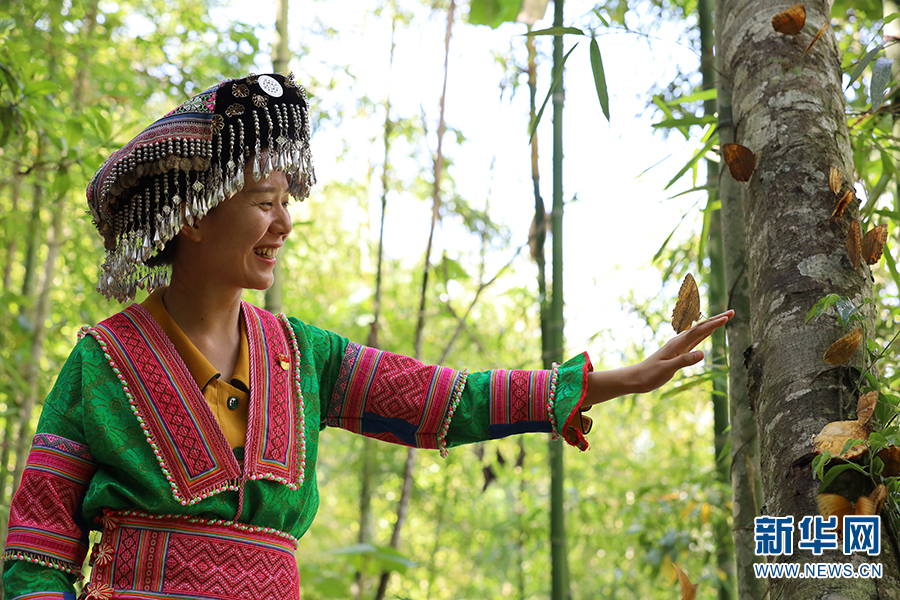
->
2, 73, 732, 600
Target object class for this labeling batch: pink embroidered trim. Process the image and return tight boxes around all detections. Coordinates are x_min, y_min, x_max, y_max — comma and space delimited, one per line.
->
243, 312, 306, 489
437, 369, 468, 458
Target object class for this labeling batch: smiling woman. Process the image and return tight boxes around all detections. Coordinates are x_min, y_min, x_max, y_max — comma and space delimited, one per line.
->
1, 72, 730, 600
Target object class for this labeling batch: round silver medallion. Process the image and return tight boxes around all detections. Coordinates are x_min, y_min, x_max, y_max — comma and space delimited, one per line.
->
258, 75, 283, 98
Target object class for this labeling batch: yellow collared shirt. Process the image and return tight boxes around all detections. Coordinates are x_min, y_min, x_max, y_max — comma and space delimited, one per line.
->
141, 288, 249, 451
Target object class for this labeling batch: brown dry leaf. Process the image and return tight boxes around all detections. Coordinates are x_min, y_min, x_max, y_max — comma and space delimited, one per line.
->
813, 419, 870, 459
861, 224, 887, 265
672, 273, 701, 333
830, 166, 843, 195
829, 190, 854, 223
803, 20, 830, 56
673, 563, 698, 600
722, 143, 756, 182
847, 220, 861, 269
856, 391, 878, 427
876, 446, 900, 477
772, 4, 806, 36
823, 327, 863, 365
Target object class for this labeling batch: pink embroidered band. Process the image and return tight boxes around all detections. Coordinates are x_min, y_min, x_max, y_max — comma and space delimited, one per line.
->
3, 434, 96, 576
327, 342, 466, 450
83, 510, 300, 600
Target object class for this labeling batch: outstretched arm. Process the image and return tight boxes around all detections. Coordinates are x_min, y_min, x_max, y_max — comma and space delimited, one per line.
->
582, 310, 734, 408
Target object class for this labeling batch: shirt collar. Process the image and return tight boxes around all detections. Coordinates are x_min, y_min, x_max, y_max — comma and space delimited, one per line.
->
141, 287, 250, 392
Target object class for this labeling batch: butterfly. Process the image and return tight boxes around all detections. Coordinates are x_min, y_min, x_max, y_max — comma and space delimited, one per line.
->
829, 166, 843, 196
803, 20, 830, 57
818, 484, 887, 537
672, 273, 701, 333
846, 220, 861, 269
721, 143, 756, 182
673, 563, 698, 600
772, 4, 805, 36
861, 224, 887, 265
823, 326, 863, 365
829, 190, 854, 223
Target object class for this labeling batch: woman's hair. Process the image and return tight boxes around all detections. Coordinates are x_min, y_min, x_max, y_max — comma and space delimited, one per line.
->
145, 236, 179, 268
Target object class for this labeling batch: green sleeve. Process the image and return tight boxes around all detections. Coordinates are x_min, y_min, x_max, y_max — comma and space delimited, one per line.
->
445, 352, 592, 452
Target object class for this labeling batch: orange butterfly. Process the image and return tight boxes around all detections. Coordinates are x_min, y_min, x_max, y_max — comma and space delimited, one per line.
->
772, 4, 805, 36
722, 143, 756, 182
818, 484, 887, 537
861, 224, 887, 265
823, 327, 863, 365
829, 190, 854, 223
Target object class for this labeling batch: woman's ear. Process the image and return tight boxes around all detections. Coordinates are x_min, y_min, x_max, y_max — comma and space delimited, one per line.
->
180, 220, 203, 242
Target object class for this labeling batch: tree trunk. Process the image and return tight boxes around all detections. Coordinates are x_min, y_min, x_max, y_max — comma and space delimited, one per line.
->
720, 0, 900, 596
715, 8, 764, 597
265, 0, 290, 314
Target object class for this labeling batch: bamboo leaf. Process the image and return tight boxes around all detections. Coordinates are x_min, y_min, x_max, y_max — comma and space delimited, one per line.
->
664, 132, 717, 190
885, 12, 900, 24
652, 115, 716, 130
846, 42, 886, 89
592, 8, 610, 27
523, 26, 585, 37
528, 44, 578, 141
589, 37, 610, 122
870, 57, 893, 110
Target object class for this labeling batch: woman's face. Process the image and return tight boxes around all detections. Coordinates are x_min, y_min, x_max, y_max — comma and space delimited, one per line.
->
181, 168, 293, 292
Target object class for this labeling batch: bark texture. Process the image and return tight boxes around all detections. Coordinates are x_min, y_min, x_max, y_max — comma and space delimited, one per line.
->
720, 0, 900, 596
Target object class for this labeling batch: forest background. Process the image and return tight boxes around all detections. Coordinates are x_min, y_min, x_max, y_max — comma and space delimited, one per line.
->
0, 0, 893, 599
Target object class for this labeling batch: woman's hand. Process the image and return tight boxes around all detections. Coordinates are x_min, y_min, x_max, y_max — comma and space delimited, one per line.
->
582, 310, 734, 407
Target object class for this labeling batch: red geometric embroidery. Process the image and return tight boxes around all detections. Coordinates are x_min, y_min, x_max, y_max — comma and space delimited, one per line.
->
327, 342, 463, 449
489, 369, 550, 426
4, 434, 96, 572
86, 512, 300, 600
92, 306, 239, 505
243, 304, 301, 486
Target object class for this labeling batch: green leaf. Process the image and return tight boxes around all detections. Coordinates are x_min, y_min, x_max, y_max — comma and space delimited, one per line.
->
820, 462, 868, 491
468, 0, 521, 28
663, 130, 716, 190
885, 12, 900, 24
812, 451, 832, 481
662, 88, 717, 106
871, 57, 893, 110
22, 80, 59, 96
592, 8, 610, 27
805, 293, 843, 323
528, 44, 578, 141
0, 18, 14, 35
847, 42, 886, 89
524, 26, 585, 37
652, 115, 716, 130
589, 37, 610, 122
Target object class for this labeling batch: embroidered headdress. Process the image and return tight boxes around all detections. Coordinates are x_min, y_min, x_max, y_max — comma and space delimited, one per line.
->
86, 73, 315, 302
